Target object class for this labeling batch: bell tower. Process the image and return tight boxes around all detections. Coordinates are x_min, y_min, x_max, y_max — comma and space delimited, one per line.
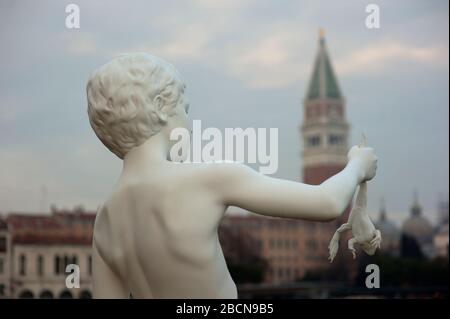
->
301, 29, 349, 184
297, 30, 352, 276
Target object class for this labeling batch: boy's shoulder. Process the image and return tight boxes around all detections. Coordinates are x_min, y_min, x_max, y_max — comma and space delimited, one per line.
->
175, 161, 257, 196
181, 161, 254, 182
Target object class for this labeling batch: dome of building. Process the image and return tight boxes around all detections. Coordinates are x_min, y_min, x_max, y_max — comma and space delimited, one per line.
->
402, 193, 434, 245
376, 201, 398, 234
376, 199, 400, 255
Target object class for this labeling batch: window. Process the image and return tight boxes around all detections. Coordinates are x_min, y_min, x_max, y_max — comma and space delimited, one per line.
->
328, 134, 343, 146
278, 268, 283, 278
306, 240, 317, 251
63, 255, 70, 270
284, 239, 290, 249
55, 255, 61, 275
19, 254, 26, 276
88, 255, 92, 276
37, 255, 44, 276
307, 135, 321, 147
0, 236, 6, 252
307, 223, 317, 233
0, 257, 3, 274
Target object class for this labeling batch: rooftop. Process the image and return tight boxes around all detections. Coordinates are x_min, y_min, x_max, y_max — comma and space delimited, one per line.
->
305, 29, 343, 100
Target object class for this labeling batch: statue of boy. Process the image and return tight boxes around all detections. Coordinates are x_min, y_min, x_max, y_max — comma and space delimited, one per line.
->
87, 53, 378, 298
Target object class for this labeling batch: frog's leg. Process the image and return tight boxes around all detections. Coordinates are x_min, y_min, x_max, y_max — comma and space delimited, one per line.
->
328, 223, 351, 262
348, 237, 357, 259
337, 223, 351, 233
370, 229, 381, 249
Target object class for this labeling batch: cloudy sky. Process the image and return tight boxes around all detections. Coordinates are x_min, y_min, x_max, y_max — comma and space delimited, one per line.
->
0, 0, 448, 225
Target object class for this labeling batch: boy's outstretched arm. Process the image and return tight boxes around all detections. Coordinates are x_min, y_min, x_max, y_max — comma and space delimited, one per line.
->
213, 146, 377, 222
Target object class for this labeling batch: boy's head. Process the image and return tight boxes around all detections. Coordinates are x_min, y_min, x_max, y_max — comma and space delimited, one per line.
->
87, 53, 190, 159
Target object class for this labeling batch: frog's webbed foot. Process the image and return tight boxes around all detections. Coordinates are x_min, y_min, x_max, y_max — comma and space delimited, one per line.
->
328, 240, 338, 263
348, 238, 357, 259
370, 229, 381, 249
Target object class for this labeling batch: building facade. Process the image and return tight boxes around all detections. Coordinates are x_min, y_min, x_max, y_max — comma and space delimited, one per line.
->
0, 217, 10, 298
402, 194, 434, 258
434, 199, 449, 258
220, 214, 331, 284
0, 210, 95, 298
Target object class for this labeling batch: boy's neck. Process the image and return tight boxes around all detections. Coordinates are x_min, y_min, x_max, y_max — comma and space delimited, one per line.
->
122, 134, 169, 172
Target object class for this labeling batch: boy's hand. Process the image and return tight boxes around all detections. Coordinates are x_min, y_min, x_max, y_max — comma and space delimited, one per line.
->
347, 145, 378, 183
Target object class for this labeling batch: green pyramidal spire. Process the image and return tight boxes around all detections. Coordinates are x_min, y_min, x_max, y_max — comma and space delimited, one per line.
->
306, 29, 342, 100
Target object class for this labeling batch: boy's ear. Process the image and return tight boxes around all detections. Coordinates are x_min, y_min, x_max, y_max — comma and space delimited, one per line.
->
153, 94, 168, 123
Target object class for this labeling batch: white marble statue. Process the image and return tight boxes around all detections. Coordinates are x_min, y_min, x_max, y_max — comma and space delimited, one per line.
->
86, 53, 378, 298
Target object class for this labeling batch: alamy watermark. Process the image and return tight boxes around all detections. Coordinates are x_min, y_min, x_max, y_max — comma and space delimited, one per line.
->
65, 264, 80, 289
169, 120, 279, 175
365, 4, 380, 29
365, 264, 380, 289
65, 4, 80, 29
65, 3, 380, 30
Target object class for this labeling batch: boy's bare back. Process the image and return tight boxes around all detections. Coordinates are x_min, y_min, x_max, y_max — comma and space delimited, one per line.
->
93, 162, 237, 298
